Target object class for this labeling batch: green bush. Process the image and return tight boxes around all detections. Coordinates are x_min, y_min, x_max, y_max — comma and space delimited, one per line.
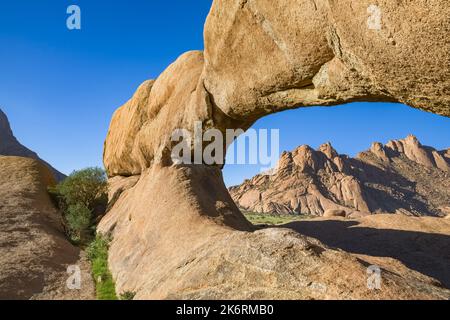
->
119, 291, 136, 300
49, 167, 107, 244
87, 235, 117, 300
66, 203, 92, 243
50, 168, 117, 300
50, 167, 107, 209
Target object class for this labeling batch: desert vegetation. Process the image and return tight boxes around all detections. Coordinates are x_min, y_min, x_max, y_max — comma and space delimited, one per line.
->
243, 211, 313, 226
86, 235, 117, 300
48, 167, 107, 244
49, 167, 121, 299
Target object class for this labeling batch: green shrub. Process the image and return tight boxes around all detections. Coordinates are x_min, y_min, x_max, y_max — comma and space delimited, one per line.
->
49, 167, 108, 245
87, 234, 109, 261
87, 235, 117, 300
119, 291, 136, 300
51, 167, 107, 208
243, 211, 314, 225
66, 203, 92, 243
50, 168, 116, 300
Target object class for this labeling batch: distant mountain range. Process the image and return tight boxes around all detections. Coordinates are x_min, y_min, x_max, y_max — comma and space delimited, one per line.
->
0, 109, 65, 181
230, 135, 450, 217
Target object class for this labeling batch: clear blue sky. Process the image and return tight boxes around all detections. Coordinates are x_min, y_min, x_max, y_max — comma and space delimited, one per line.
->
0, 1, 448, 187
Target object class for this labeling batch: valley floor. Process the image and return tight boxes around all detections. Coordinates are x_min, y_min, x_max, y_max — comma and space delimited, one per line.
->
243, 211, 315, 226
249, 213, 450, 290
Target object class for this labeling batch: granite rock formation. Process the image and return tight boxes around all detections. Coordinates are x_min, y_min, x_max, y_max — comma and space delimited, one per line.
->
99, 1, 450, 299
0, 156, 94, 299
230, 136, 450, 217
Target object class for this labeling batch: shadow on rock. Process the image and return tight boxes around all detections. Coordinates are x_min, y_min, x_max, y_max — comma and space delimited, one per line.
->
284, 219, 450, 289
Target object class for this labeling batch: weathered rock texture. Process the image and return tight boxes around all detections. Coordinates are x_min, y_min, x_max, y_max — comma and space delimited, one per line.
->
285, 214, 450, 291
0, 156, 94, 300
100, 0, 450, 299
230, 135, 450, 217
100, 165, 450, 299
0, 109, 65, 181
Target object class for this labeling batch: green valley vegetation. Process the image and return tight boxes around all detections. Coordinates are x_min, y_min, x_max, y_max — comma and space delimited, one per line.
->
48, 167, 108, 245
243, 211, 314, 226
49, 167, 121, 300
86, 235, 137, 300
87, 235, 118, 300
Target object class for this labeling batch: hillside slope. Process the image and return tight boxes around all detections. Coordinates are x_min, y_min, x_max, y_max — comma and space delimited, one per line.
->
0, 156, 94, 299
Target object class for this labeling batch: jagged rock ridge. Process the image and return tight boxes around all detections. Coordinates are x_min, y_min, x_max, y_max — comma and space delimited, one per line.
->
230, 135, 450, 217
0, 109, 65, 181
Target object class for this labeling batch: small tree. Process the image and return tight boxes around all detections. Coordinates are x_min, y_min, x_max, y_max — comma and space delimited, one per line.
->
49, 167, 108, 244
51, 167, 107, 209
66, 203, 92, 242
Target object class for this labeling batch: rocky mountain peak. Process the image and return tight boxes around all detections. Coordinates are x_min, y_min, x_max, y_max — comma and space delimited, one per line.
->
371, 135, 450, 172
405, 134, 420, 145
277, 151, 294, 171
291, 145, 322, 172
0, 108, 65, 181
0, 109, 13, 137
318, 142, 338, 159
231, 136, 450, 218
443, 149, 450, 160
368, 142, 390, 162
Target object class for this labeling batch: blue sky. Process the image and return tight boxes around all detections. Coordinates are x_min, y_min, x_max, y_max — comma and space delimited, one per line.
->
0, 1, 448, 187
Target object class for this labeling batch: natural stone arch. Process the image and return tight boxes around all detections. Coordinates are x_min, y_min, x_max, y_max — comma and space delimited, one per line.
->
98, 0, 450, 299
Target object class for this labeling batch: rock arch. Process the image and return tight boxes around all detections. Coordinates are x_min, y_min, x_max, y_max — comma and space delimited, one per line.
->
99, 0, 450, 299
